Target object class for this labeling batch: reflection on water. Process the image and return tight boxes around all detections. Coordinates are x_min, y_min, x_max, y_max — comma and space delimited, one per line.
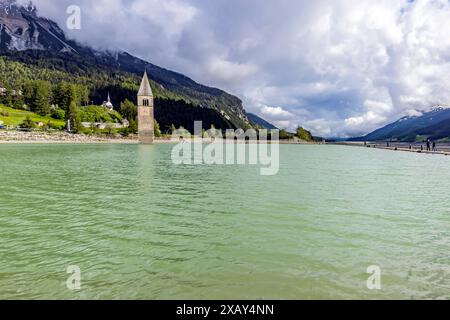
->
0, 144, 449, 299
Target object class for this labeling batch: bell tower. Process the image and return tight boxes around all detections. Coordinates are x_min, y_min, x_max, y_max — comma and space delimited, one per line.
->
137, 69, 154, 144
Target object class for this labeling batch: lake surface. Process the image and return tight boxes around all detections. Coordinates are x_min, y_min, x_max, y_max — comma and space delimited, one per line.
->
0, 144, 449, 300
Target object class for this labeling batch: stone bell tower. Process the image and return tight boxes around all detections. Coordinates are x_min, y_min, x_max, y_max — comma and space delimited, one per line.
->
137, 69, 154, 144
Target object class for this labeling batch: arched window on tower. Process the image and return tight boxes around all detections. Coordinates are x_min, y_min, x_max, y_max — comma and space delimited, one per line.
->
143, 99, 149, 107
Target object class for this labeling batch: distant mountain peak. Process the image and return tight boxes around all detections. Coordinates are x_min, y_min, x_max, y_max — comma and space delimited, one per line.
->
0, 0, 78, 52
0, 0, 36, 16
430, 105, 450, 112
351, 106, 450, 142
23, 1, 37, 13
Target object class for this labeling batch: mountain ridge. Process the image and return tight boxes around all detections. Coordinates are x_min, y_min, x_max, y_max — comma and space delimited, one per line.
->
350, 106, 450, 142
246, 113, 278, 130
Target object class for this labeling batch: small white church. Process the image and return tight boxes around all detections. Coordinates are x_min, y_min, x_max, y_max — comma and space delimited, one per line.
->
102, 93, 114, 110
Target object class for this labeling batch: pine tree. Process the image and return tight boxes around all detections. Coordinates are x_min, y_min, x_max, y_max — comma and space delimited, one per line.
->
154, 120, 161, 137
128, 119, 137, 134
296, 127, 313, 142
120, 99, 137, 120
12, 93, 24, 110
54, 82, 79, 112
21, 116, 36, 129
33, 81, 51, 116
76, 85, 89, 106
23, 81, 34, 108
67, 101, 81, 133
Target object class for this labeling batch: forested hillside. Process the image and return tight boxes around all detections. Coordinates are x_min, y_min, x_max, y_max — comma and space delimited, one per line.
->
0, 54, 242, 133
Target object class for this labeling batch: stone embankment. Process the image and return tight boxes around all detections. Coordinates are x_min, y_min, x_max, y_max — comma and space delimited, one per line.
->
0, 131, 138, 144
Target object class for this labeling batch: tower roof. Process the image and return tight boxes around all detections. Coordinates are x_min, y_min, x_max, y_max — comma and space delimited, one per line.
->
138, 69, 153, 97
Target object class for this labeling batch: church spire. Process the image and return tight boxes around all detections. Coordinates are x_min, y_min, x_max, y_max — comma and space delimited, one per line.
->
138, 69, 153, 97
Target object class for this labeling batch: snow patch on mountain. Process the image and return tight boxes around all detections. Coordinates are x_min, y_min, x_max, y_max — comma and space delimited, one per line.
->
0, 0, 76, 53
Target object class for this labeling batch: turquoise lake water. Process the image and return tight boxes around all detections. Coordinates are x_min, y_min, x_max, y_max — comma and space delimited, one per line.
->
0, 144, 449, 299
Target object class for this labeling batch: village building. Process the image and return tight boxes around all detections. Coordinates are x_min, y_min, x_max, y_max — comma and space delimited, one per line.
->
81, 119, 130, 130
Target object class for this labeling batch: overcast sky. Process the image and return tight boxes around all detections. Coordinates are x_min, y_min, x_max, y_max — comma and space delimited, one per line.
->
22, 0, 450, 137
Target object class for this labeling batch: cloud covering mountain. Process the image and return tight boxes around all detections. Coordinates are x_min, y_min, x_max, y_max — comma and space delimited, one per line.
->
16, 0, 450, 137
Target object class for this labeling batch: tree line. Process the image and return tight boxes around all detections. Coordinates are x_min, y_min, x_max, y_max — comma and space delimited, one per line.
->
0, 80, 90, 131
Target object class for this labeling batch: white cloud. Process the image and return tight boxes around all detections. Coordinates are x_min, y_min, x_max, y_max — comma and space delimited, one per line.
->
242, 99, 298, 130
206, 58, 258, 86
273, 120, 292, 130
132, 0, 197, 33
305, 119, 332, 137
345, 112, 387, 130
260, 105, 294, 120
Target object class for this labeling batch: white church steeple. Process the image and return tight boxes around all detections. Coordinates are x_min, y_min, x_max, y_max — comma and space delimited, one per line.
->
102, 92, 114, 110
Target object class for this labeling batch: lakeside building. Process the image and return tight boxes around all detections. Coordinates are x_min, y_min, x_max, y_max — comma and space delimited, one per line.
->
81, 120, 129, 130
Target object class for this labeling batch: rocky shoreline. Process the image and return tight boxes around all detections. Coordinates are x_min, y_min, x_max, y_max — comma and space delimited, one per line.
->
0, 131, 138, 144
0, 130, 317, 145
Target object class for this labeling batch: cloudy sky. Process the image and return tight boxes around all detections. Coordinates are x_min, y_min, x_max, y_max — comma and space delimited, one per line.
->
22, 0, 450, 137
